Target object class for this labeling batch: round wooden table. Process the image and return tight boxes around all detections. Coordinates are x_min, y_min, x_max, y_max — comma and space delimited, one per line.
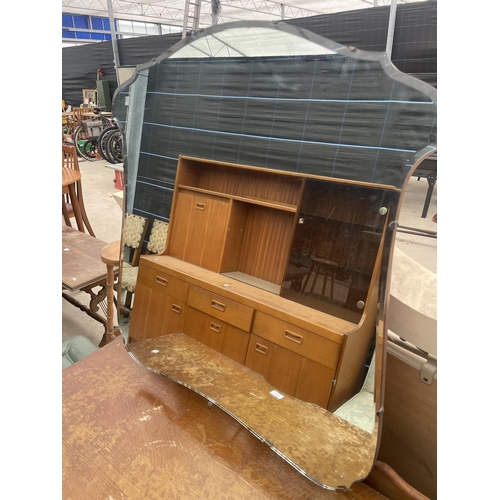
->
62, 167, 85, 232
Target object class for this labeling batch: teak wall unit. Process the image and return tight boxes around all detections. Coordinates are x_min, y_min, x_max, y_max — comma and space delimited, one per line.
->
129, 155, 392, 411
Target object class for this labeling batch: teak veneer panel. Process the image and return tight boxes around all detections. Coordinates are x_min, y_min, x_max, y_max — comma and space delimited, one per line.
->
252, 311, 342, 370
137, 263, 189, 301
140, 255, 353, 342
128, 282, 187, 341
183, 306, 250, 365
168, 190, 231, 272
128, 333, 379, 490
187, 285, 255, 332
245, 333, 336, 408
237, 204, 296, 284
176, 155, 304, 207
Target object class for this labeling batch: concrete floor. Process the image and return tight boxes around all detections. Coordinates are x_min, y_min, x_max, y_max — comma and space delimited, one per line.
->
62, 158, 437, 347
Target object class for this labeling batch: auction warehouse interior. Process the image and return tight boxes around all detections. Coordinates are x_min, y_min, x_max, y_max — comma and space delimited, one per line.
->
61, 1, 437, 498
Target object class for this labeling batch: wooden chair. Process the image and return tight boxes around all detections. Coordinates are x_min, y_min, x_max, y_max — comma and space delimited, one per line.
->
121, 219, 169, 310
121, 213, 150, 268
73, 106, 91, 125
62, 144, 95, 236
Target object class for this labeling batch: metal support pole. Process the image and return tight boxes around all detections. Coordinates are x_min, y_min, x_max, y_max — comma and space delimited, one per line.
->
107, 0, 121, 85
212, 0, 220, 25
385, 0, 398, 60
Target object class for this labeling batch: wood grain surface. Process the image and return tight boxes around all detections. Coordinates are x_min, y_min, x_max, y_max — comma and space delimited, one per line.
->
63, 340, 387, 500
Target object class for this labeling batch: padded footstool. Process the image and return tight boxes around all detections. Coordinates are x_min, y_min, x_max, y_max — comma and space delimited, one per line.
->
62, 335, 99, 370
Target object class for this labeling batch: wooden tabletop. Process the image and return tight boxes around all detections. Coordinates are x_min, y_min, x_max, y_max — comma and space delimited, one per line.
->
63, 339, 387, 500
100, 239, 121, 267
62, 167, 81, 188
62, 226, 111, 291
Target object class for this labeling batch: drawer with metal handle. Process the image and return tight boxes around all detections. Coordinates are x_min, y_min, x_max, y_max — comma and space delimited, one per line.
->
252, 311, 341, 370
183, 306, 250, 365
137, 263, 190, 301
187, 285, 254, 332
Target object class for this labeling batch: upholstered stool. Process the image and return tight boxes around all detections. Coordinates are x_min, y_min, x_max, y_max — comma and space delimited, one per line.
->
62, 335, 99, 370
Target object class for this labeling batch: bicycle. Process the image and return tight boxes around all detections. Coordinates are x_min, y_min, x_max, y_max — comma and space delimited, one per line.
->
97, 125, 120, 164
104, 127, 123, 164
72, 107, 115, 162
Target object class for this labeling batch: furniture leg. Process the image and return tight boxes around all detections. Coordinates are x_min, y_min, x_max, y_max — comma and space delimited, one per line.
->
80, 208, 96, 237
68, 183, 85, 232
421, 175, 436, 218
62, 291, 107, 347
100, 241, 122, 345
62, 197, 72, 227
105, 263, 116, 343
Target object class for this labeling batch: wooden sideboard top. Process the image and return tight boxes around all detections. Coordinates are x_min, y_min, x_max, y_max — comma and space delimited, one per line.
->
140, 254, 358, 341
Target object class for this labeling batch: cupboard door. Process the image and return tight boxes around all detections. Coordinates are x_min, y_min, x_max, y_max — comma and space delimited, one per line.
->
128, 283, 187, 341
160, 297, 187, 337
245, 333, 334, 409
295, 358, 335, 409
183, 307, 249, 364
245, 334, 301, 400
128, 281, 152, 341
221, 323, 250, 365
244, 334, 273, 380
169, 190, 230, 272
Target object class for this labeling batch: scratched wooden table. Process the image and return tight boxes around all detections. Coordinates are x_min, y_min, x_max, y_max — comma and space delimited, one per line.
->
62, 339, 388, 500
62, 226, 118, 346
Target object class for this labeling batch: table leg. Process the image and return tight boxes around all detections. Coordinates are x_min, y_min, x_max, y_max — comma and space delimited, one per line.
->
62, 291, 107, 328
104, 263, 118, 345
62, 197, 71, 226
100, 240, 122, 346
421, 175, 437, 218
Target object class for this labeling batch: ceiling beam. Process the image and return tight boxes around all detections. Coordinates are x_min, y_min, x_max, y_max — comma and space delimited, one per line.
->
62, 0, 331, 29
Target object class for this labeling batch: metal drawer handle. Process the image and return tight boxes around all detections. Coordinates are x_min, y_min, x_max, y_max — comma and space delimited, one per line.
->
210, 322, 221, 333
196, 202, 205, 211
171, 304, 182, 314
156, 276, 168, 286
211, 300, 226, 312
284, 330, 303, 345
255, 343, 268, 355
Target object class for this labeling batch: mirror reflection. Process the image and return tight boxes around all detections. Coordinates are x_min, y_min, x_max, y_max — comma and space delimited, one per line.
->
112, 21, 437, 490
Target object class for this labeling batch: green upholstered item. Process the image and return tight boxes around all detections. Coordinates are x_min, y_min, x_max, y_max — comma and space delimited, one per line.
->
62, 335, 99, 370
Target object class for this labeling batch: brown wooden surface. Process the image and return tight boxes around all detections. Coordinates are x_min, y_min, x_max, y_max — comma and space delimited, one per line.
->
376, 353, 437, 499
364, 461, 430, 500
101, 240, 122, 343
139, 256, 354, 338
63, 339, 387, 500
62, 226, 109, 291
62, 226, 119, 346
62, 166, 81, 187
100, 239, 121, 267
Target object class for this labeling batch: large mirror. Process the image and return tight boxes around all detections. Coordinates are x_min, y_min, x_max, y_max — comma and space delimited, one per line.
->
111, 21, 437, 490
